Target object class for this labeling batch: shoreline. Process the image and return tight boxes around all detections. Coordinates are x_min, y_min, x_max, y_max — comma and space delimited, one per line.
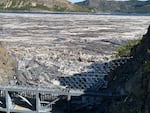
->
0, 10, 150, 16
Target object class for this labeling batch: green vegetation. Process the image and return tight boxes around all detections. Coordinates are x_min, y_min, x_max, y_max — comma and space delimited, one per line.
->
0, 3, 4, 10
143, 60, 150, 73
116, 38, 141, 57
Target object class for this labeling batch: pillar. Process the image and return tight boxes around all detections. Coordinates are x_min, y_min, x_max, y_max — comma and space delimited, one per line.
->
5, 90, 12, 113
36, 92, 41, 113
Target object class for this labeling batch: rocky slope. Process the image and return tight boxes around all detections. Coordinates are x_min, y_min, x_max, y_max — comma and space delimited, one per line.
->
106, 25, 150, 113
79, 0, 150, 13
131, 25, 150, 57
0, 0, 89, 12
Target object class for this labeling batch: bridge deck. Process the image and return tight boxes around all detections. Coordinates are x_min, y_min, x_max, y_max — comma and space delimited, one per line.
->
0, 85, 126, 113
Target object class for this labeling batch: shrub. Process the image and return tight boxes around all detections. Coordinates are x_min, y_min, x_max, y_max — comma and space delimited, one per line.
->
116, 38, 141, 57
143, 60, 150, 73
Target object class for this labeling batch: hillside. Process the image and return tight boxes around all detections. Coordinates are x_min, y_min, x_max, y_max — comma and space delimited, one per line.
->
78, 0, 150, 13
0, 0, 90, 12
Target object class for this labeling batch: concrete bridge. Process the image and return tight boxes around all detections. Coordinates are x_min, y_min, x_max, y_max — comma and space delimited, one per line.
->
0, 85, 84, 113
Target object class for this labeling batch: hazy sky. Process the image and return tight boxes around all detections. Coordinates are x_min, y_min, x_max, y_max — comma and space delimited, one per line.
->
68, 0, 147, 3
68, 0, 85, 3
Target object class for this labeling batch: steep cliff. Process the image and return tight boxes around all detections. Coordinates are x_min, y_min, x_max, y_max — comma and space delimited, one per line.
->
107, 25, 150, 113
131, 26, 150, 57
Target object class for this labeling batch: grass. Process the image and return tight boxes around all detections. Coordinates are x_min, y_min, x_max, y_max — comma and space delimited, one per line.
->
116, 38, 141, 57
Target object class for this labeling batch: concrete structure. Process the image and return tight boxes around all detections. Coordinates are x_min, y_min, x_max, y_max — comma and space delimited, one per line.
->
0, 82, 128, 113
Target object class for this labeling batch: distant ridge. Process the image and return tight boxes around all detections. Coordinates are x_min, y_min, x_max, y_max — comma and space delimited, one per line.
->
0, 0, 90, 12
78, 0, 150, 13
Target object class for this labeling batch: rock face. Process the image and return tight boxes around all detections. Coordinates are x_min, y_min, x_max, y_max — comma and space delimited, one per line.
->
0, 42, 16, 84
3, 0, 73, 8
131, 25, 150, 57
85, 0, 101, 8
107, 25, 150, 113
79, 0, 150, 13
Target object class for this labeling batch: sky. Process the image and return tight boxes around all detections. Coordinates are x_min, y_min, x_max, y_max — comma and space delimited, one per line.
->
68, 0, 85, 3
68, 0, 147, 3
